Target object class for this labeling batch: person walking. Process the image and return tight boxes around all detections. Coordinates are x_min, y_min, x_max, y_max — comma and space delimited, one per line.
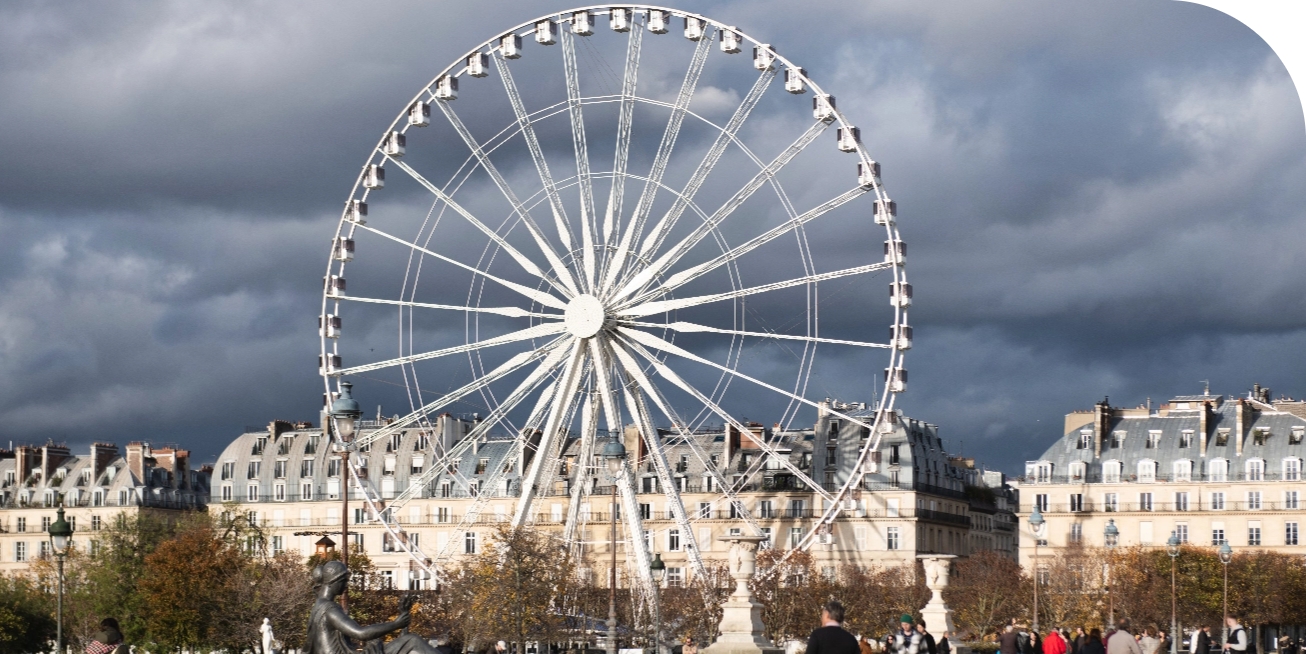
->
938, 632, 952, 654
1000, 625, 1021, 654
807, 600, 861, 654
1108, 620, 1144, 654
86, 618, 127, 654
1222, 617, 1248, 654
891, 616, 923, 654
1139, 627, 1160, 654
1073, 628, 1087, 654
1044, 628, 1067, 654
1081, 631, 1105, 654
917, 620, 937, 654
1193, 627, 1211, 654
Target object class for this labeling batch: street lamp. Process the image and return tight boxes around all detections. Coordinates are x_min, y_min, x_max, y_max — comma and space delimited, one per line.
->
1167, 532, 1181, 654
650, 553, 667, 654
48, 501, 74, 654
602, 436, 627, 654
1028, 505, 1045, 634
330, 380, 363, 609
1219, 542, 1233, 645
1104, 519, 1119, 629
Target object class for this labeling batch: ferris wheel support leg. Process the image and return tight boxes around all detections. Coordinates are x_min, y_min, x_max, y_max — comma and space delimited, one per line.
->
615, 458, 657, 606
511, 341, 588, 527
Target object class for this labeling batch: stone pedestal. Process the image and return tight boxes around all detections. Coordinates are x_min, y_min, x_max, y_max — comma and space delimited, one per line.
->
917, 555, 957, 636
702, 536, 784, 654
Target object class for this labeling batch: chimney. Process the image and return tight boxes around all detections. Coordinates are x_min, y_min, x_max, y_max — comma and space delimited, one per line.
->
153, 448, 180, 489
1235, 398, 1249, 457
90, 443, 119, 485
15, 446, 37, 484
177, 450, 190, 490
1200, 401, 1211, 458
125, 442, 147, 481
41, 443, 71, 480
268, 420, 294, 440
1093, 397, 1110, 459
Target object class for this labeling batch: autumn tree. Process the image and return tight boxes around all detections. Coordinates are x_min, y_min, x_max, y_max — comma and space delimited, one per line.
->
660, 562, 732, 645
0, 573, 55, 654
840, 562, 925, 638
138, 517, 247, 652
945, 550, 1027, 639
751, 548, 837, 645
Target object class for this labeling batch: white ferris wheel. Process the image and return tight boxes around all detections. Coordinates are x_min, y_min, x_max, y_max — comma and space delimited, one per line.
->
319, 5, 910, 590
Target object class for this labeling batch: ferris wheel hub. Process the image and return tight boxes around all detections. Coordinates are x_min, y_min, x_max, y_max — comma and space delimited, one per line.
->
563, 294, 606, 338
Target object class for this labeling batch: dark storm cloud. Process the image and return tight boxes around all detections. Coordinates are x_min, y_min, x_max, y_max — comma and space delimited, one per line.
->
0, 0, 1301, 472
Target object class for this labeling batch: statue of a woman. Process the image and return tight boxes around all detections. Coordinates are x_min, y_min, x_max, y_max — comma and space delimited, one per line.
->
304, 561, 438, 654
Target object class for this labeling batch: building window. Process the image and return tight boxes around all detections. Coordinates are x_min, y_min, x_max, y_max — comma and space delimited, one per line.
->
437, 507, 449, 523
1175, 524, 1188, 544
1146, 432, 1161, 448
760, 527, 773, 548
328, 458, 341, 477
1212, 528, 1226, 545
1287, 491, 1300, 510
91, 515, 101, 531
1034, 494, 1049, 512
301, 460, 314, 478
1029, 462, 1052, 483
464, 532, 477, 554
886, 527, 900, 550
1069, 462, 1086, 481
1070, 494, 1084, 512
1247, 491, 1262, 510
248, 461, 261, 479
758, 500, 773, 518
248, 485, 259, 501
1104, 493, 1118, 512
221, 462, 235, 480
1216, 430, 1229, 447
1077, 431, 1092, 449
667, 567, 684, 587
1246, 459, 1265, 481
1110, 431, 1125, 448
888, 445, 900, 465
222, 485, 233, 501
668, 529, 681, 552
1070, 523, 1083, 543
1179, 431, 1193, 448
789, 527, 803, 548
272, 536, 284, 553
1293, 428, 1305, 444
1103, 460, 1122, 484
1140, 493, 1153, 512
14, 542, 26, 562
1173, 459, 1192, 482
302, 483, 312, 500
1287, 522, 1300, 546
476, 458, 488, 474
854, 526, 868, 550
639, 503, 651, 520
274, 484, 286, 501
1138, 460, 1157, 483
1175, 492, 1189, 512
1285, 459, 1302, 482
789, 499, 805, 518
1211, 492, 1225, 510
274, 460, 287, 479
1248, 525, 1262, 546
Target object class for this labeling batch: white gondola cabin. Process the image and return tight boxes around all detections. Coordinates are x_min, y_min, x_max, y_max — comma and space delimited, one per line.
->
891, 324, 912, 350
720, 28, 741, 53
874, 198, 896, 225
813, 94, 836, 121
320, 314, 342, 339
325, 275, 347, 298
535, 19, 557, 44
334, 237, 355, 262
382, 131, 405, 158
884, 367, 907, 393
408, 102, 430, 127
889, 281, 912, 308
648, 10, 670, 34
609, 8, 631, 32
858, 161, 881, 189
837, 126, 860, 152
467, 52, 489, 78
363, 165, 384, 190
319, 355, 342, 375
500, 33, 523, 59
435, 75, 458, 100
753, 45, 775, 70
345, 200, 367, 225
878, 410, 898, 433
684, 16, 705, 41
572, 11, 593, 35
884, 240, 905, 266
785, 67, 807, 94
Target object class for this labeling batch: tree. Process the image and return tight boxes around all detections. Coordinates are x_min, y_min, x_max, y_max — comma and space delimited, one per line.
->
751, 549, 835, 646
946, 550, 1027, 639
840, 562, 925, 639
138, 517, 246, 652
661, 563, 732, 645
0, 573, 55, 654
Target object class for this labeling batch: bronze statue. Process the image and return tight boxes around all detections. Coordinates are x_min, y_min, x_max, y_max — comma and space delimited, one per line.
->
305, 561, 439, 654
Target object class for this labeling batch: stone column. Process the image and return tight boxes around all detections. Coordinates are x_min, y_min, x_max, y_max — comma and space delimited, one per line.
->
917, 555, 957, 635
702, 536, 784, 654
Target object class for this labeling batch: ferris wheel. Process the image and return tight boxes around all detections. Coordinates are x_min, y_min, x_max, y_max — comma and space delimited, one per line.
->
319, 5, 910, 590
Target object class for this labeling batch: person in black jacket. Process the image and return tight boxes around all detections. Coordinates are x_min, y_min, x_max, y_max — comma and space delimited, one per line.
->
916, 621, 937, 654
1192, 627, 1210, 654
807, 600, 861, 654
1080, 630, 1105, 654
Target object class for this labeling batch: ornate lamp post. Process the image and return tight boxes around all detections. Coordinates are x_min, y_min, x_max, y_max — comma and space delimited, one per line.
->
1029, 505, 1045, 633
1219, 542, 1233, 645
602, 436, 628, 654
330, 380, 362, 609
49, 502, 74, 654
650, 553, 666, 654
1104, 519, 1119, 628
1167, 532, 1181, 654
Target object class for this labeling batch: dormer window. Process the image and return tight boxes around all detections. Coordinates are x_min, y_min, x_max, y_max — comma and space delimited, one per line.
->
1209, 458, 1229, 482
1246, 459, 1265, 481
1292, 428, 1304, 445
1137, 459, 1157, 483
1068, 461, 1087, 481
1146, 431, 1162, 449
1110, 431, 1125, 448
1253, 429, 1269, 446
1077, 431, 1092, 450
1179, 431, 1193, 448
1103, 460, 1122, 483
1026, 461, 1053, 483
1173, 459, 1192, 482
1216, 429, 1229, 447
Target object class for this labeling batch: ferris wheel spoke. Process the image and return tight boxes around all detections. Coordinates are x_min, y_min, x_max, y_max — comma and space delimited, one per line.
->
635, 69, 777, 266
340, 296, 558, 320
561, 30, 599, 292
600, 26, 715, 294
607, 336, 834, 502
355, 222, 568, 311
562, 393, 600, 545
385, 156, 568, 296
435, 100, 582, 297
640, 186, 868, 304
617, 261, 893, 318
493, 55, 578, 282
622, 320, 891, 349
609, 120, 831, 304
356, 339, 565, 451
587, 338, 624, 434
512, 341, 587, 526
333, 322, 565, 376
602, 22, 644, 255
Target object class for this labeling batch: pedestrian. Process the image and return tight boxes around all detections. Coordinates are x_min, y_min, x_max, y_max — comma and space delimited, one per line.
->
938, 632, 953, 654
1000, 625, 1021, 654
806, 600, 860, 654
1108, 620, 1144, 654
1193, 627, 1210, 654
860, 636, 876, 654
891, 615, 923, 654
1044, 627, 1067, 654
684, 636, 698, 654
1222, 617, 1248, 654
1081, 631, 1105, 654
86, 618, 127, 654
917, 620, 937, 654
1158, 630, 1171, 654
1074, 628, 1088, 654
1139, 628, 1160, 654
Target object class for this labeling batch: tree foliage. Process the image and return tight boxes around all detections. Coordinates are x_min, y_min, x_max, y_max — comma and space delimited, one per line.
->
0, 573, 55, 654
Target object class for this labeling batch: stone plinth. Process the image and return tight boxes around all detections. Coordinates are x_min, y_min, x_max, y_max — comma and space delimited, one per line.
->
702, 536, 784, 654
917, 555, 957, 636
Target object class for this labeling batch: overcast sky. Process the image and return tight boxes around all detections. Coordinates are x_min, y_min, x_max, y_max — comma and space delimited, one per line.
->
0, 0, 1302, 473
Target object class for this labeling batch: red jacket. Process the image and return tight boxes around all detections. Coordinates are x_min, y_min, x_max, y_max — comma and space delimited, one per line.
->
1044, 632, 1067, 654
